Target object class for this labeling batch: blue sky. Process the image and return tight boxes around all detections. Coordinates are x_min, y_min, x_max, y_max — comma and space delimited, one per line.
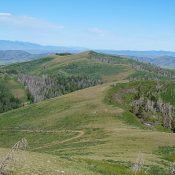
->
0, 0, 175, 50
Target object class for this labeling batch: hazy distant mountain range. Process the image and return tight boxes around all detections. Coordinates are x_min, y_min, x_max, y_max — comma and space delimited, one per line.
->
99, 50, 175, 57
0, 50, 50, 65
1, 40, 175, 68
0, 40, 86, 65
0, 40, 86, 54
98, 50, 175, 69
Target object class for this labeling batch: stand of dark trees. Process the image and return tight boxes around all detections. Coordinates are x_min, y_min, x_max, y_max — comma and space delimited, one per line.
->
55, 53, 72, 56
0, 84, 22, 113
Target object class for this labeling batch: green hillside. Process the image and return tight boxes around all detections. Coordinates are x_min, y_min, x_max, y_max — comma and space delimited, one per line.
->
2, 52, 132, 103
4, 51, 130, 77
2, 51, 175, 104
0, 80, 175, 174
5, 51, 175, 79
0, 74, 28, 113
0, 51, 175, 174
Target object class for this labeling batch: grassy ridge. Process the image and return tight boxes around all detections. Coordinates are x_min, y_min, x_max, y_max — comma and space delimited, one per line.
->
1, 52, 130, 104
4, 53, 128, 81
2, 51, 174, 106
0, 52, 175, 174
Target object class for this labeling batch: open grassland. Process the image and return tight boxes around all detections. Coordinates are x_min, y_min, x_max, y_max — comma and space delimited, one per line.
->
1, 52, 175, 174
0, 72, 175, 174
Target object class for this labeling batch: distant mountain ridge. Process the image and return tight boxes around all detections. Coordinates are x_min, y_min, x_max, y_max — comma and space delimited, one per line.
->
0, 40, 86, 54
124, 55, 175, 69
99, 50, 175, 57
0, 50, 49, 65
1, 40, 175, 68
122, 55, 175, 69
0, 40, 87, 65
98, 50, 175, 69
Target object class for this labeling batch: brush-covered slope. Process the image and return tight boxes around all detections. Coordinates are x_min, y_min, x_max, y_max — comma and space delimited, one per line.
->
107, 80, 175, 132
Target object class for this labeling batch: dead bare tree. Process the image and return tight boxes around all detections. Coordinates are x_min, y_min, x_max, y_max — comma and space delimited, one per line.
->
169, 162, 175, 175
0, 138, 28, 175
132, 152, 144, 174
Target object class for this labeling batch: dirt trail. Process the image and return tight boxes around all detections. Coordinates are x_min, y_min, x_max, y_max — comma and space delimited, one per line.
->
32, 130, 84, 151
0, 129, 84, 151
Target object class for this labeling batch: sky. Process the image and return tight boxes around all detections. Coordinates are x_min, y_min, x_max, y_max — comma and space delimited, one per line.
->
0, 0, 175, 51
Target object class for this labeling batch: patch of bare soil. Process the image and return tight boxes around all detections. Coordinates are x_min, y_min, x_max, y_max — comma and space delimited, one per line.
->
112, 88, 136, 103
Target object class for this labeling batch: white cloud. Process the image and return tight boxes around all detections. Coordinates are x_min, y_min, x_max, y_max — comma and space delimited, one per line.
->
0, 12, 12, 16
0, 12, 64, 31
88, 27, 105, 36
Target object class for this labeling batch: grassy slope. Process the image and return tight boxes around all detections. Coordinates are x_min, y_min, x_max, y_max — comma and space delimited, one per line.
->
0, 52, 175, 174
4, 52, 131, 82
0, 72, 175, 174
